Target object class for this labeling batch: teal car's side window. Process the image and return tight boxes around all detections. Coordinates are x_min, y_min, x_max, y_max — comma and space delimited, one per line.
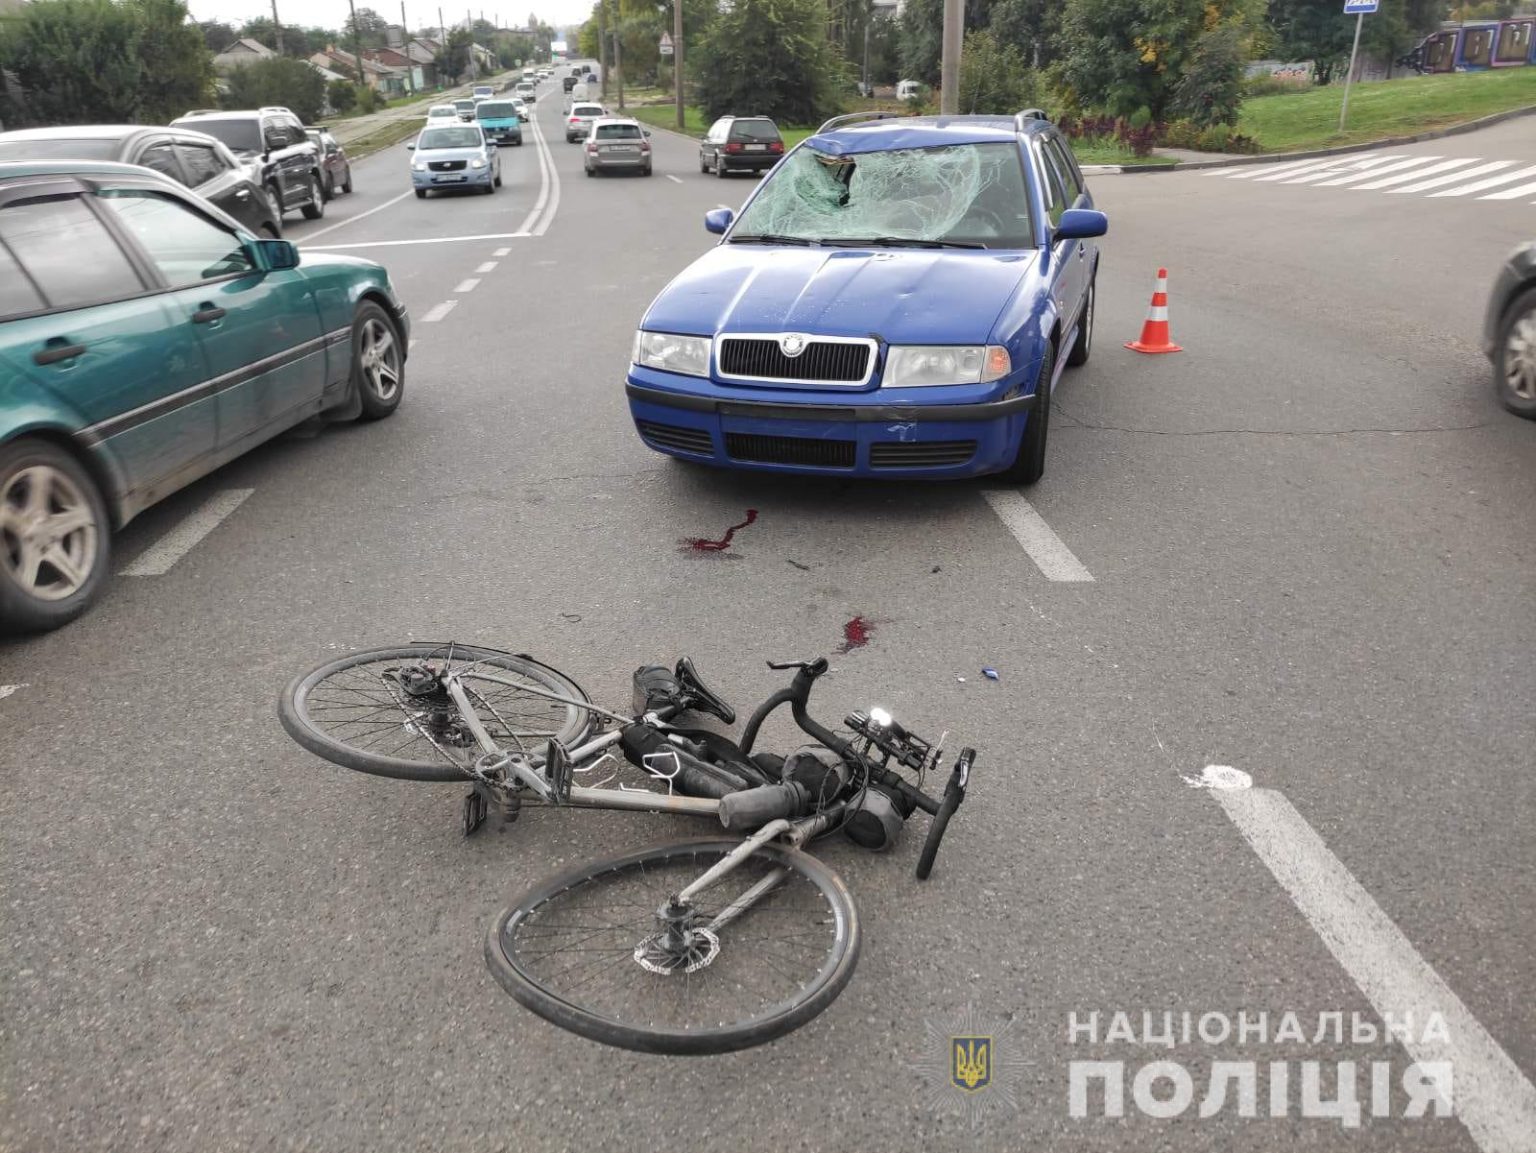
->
0, 240, 45, 318
97, 190, 254, 288
0, 195, 143, 310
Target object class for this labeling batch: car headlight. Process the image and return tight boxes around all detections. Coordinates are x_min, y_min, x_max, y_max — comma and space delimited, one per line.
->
470, 157, 487, 169
412, 161, 427, 171
633, 330, 711, 377
883, 345, 1011, 387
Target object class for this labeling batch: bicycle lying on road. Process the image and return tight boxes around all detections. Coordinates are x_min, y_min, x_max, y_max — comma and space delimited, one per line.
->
279, 643, 973, 1054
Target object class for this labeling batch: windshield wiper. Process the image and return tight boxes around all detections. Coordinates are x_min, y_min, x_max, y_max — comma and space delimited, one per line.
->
727, 233, 818, 246
820, 236, 987, 250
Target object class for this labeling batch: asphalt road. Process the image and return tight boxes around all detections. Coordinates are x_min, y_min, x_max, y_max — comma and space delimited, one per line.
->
2, 77, 1533, 1153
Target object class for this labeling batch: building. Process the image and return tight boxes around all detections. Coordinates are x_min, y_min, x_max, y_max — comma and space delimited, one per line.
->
364, 46, 424, 93
405, 38, 442, 88
212, 37, 278, 72
310, 48, 409, 96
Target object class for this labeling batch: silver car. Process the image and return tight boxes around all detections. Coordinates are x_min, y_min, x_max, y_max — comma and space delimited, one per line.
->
565, 102, 607, 143
583, 117, 653, 177
408, 124, 502, 197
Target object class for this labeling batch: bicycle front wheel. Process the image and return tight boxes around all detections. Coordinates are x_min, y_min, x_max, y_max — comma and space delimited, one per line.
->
280, 643, 593, 781
486, 838, 861, 1055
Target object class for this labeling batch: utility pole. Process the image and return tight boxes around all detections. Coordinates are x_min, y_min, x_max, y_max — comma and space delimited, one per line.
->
612, 26, 623, 109
271, 0, 284, 55
673, 0, 683, 130
401, 1, 416, 92
348, 0, 367, 93
467, 8, 476, 78
597, 0, 608, 99
862, 1, 871, 96
939, 0, 961, 114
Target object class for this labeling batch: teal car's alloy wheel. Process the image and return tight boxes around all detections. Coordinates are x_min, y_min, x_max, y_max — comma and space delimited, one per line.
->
1, 463, 98, 602
359, 314, 400, 405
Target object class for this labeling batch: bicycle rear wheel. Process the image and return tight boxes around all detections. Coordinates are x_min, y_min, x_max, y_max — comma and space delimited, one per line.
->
486, 838, 860, 1055
280, 643, 593, 781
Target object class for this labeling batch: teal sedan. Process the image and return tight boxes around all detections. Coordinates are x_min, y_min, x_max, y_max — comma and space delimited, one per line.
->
0, 160, 410, 633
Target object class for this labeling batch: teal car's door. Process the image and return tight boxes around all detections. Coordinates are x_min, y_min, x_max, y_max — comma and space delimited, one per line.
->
0, 180, 216, 509
94, 184, 326, 451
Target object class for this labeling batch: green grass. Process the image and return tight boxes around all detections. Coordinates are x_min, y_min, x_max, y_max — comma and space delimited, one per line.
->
1239, 67, 1536, 152
1071, 141, 1176, 166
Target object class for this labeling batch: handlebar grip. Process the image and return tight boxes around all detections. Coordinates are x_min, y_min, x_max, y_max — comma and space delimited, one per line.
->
915, 748, 973, 880
718, 782, 809, 832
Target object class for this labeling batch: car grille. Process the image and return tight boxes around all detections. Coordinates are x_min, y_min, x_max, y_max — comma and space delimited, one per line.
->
869, 440, 977, 468
429, 160, 467, 172
637, 421, 713, 455
725, 433, 855, 468
719, 337, 873, 384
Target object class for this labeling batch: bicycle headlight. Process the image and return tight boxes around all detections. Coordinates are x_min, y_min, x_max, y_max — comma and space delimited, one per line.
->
633, 330, 711, 378
884, 345, 1010, 387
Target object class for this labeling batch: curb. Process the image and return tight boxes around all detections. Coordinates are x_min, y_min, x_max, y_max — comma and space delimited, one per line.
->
1086, 101, 1536, 174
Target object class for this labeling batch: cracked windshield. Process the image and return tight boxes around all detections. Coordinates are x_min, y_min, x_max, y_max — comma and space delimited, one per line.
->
0, 0, 1531, 1148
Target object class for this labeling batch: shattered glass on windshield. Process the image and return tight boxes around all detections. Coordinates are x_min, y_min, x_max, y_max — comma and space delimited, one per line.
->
731, 141, 1034, 249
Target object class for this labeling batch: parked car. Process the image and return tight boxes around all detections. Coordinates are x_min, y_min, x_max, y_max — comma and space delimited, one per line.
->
0, 125, 282, 238
453, 98, 478, 122
304, 127, 352, 199
626, 111, 1107, 483
1484, 239, 1536, 419
565, 102, 606, 142
171, 108, 324, 223
584, 118, 652, 176
699, 116, 784, 178
0, 160, 408, 633
475, 100, 524, 146
426, 103, 460, 125
408, 124, 502, 197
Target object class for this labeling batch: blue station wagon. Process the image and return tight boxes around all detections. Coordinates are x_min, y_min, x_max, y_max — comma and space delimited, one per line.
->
0, 161, 409, 633
626, 111, 1107, 483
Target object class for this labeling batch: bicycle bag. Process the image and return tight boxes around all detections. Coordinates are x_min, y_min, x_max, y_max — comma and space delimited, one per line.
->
631, 665, 682, 715
619, 724, 751, 799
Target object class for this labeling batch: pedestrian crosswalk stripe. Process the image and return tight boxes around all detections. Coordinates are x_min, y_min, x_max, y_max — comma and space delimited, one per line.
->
1281, 155, 1402, 184
1388, 159, 1514, 195
1251, 157, 1352, 182
1353, 157, 1480, 190
1431, 163, 1536, 197
1205, 153, 1536, 203
1316, 156, 1432, 186
1479, 177, 1536, 201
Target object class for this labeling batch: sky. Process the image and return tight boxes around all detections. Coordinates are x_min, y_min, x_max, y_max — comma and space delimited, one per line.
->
183, 0, 590, 37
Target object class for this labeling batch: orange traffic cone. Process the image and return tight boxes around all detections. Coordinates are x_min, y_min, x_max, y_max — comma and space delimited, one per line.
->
1125, 267, 1182, 354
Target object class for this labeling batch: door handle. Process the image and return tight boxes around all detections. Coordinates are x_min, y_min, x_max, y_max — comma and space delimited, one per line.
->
192, 305, 226, 324
33, 340, 85, 366
235, 188, 251, 199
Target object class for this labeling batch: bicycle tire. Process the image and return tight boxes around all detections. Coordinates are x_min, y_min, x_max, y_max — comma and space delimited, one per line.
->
486, 838, 861, 1055
279, 643, 593, 782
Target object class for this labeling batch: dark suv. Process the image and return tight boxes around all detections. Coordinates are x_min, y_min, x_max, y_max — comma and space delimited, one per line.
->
171, 107, 324, 223
699, 116, 784, 178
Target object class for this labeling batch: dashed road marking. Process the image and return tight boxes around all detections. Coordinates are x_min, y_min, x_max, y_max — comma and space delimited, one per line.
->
453, 278, 480, 293
1214, 785, 1536, 1153
297, 190, 413, 242
302, 232, 531, 251
475, 261, 498, 273
980, 490, 1094, 582
493, 246, 512, 256
408, 338, 419, 351
666, 174, 683, 184
120, 489, 253, 577
420, 301, 457, 323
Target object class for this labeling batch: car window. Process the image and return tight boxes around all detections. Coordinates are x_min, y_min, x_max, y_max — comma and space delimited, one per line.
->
97, 189, 254, 287
477, 102, 516, 118
176, 142, 228, 187
595, 123, 641, 140
707, 119, 728, 143
0, 194, 143, 309
181, 117, 262, 155
1044, 136, 1082, 206
0, 137, 119, 162
418, 126, 483, 149
137, 142, 184, 183
0, 240, 47, 318
1036, 141, 1069, 226
573, 104, 604, 116
729, 120, 780, 142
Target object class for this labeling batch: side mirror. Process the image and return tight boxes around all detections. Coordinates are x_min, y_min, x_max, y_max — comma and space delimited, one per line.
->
1055, 208, 1109, 240
254, 238, 300, 271
644, 129, 652, 137
405, 141, 416, 149
704, 207, 734, 235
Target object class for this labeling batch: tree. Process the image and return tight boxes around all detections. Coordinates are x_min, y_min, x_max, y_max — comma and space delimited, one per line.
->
224, 56, 325, 122
131, 0, 215, 121
695, 0, 846, 124
438, 26, 472, 82
1266, 0, 1359, 83
1169, 22, 1245, 125
327, 77, 357, 112
957, 28, 1039, 112
897, 0, 942, 84
200, 19, 239, 53
345, 7, 391, 48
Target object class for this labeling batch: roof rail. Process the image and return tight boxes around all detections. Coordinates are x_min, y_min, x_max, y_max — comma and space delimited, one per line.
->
1013, 108, 1051, 131
815, 110, 906, 134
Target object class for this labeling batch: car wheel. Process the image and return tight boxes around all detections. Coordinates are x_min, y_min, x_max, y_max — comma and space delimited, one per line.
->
342, 170, 353, 194
494, 170, 502, 187
351, 303, 404, 421
585, 165, 593, 177
700, 153, 709, 173
265, 183, 283, 221
261, 222, 281, 239
715, 158, 728, 179
322, 173, 335, 201
1495, 285, 1536, 419
301, 175, 325, 220
415, 188, 427, 199
643, 165, 652, 176
1066, 276, 1095, 368
0, 438, 111, 635
998, 343, 1053, 485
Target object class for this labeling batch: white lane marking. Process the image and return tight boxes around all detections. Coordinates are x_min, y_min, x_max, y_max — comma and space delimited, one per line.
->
529, 113, 561, 236
1215, 786, 1536, 1153
1433, 164, 1536, 197
120, 489, 253, 577
297, 190, 413, 243
1252, 157, 1364, 182
1316, 156, 1439, 186
0, 683, 28, 701
475, 261, 498, 273
453, 278, 480, 293
716, 203, 733, 210
493, 246, 512, 256
1388, 159, 1514, 195
666, 174, 683, 184
1183, 764, 1252, 789
408, 338, 419, 351
1212, 158, 1328, 181
1353, 157, 1480, 190
516, 110, 552, 236
420, 301, 457, 323
1480, 178, 1536, 201
303, 232, 531, 250
980, 490, 1094, 582
1280, 155, 1404, 185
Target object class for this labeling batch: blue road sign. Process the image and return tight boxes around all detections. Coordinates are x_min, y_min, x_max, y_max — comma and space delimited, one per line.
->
1343, 0, 1378, 12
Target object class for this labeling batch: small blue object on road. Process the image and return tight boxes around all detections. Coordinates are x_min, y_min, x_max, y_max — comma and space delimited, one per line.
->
983, 668, 1000, 681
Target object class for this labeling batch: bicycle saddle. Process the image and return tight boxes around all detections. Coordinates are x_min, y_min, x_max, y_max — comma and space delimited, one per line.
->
675, 657, 736, 725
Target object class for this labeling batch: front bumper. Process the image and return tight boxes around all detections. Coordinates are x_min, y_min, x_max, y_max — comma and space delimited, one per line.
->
412, 169, 493, 188
625, 379, 1036, 479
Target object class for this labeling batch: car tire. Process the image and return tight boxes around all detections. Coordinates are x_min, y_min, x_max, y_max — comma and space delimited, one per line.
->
715, 159, 728, 179
494, 171, 502, 187
261, 222, 281, 239
585, 165, 594, 177
265, 182, 283, 221
1495, 286, 1536, 418
322, 174, 335, 201
700, 153, 709, 173
350, 302, 404, 422
342, 170, 353, 193
643, 165, 652, 176
999, 343, 1053, 485
301, 175, 325, 220
1066, 276, 1095, 368
0, 438, 112, 635
414, 188, 427, 199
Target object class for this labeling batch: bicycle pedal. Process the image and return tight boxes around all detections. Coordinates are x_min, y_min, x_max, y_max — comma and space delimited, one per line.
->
463, 790, 488, 837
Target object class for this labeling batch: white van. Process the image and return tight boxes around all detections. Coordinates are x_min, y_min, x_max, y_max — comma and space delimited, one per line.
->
569, 80, 590, 105
896, 79, 922, 102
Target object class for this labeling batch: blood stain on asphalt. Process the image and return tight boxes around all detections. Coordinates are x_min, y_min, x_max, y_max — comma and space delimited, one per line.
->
838, 616, 873, 653
683, 509, 758, 554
